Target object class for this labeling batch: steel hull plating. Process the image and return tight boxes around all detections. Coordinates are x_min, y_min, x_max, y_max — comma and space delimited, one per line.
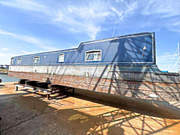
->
8, 68, 180, 105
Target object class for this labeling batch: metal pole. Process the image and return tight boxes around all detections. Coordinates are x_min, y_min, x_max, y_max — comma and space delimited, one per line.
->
0, 117, 1, 135
178, 41, 180, 57
178, 41, 180, 73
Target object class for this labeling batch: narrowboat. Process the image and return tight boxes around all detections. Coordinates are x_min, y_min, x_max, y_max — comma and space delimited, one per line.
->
8, 32, 180, 107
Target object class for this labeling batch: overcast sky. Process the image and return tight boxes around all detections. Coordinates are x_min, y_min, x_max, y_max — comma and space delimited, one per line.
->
0, 0, 180, 72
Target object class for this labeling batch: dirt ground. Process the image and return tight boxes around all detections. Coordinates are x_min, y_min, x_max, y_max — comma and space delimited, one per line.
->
0, 83, 180, 135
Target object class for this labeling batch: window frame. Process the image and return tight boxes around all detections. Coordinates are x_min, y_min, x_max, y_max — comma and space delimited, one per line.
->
85, 50, 102, 62
33, 56, 40, 64
17, 58, 22, 65
58, 53, 65, 63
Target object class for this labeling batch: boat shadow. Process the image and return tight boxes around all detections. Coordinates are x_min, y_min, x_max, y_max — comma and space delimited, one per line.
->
1, 91, 180, 135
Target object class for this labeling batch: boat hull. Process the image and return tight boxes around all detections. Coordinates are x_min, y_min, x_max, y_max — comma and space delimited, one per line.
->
8, 70, 180, 105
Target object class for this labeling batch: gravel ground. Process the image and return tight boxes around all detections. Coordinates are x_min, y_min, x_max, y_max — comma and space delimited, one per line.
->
0, 83, 180, 135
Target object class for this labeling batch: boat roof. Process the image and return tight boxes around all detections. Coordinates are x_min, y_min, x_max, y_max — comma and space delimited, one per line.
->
12, 32, 154, 58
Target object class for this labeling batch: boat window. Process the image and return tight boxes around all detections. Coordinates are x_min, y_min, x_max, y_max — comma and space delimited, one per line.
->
33, 56, 40, 64
17, 58, 22, 64
85, 50, 102, 61
58, 54, 64, 62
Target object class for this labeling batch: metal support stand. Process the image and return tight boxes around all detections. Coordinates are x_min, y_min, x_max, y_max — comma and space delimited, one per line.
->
33, 87, 37, 93
72, 88, 75, 96
47, 94, 50, 100
15, 85, 18, 91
